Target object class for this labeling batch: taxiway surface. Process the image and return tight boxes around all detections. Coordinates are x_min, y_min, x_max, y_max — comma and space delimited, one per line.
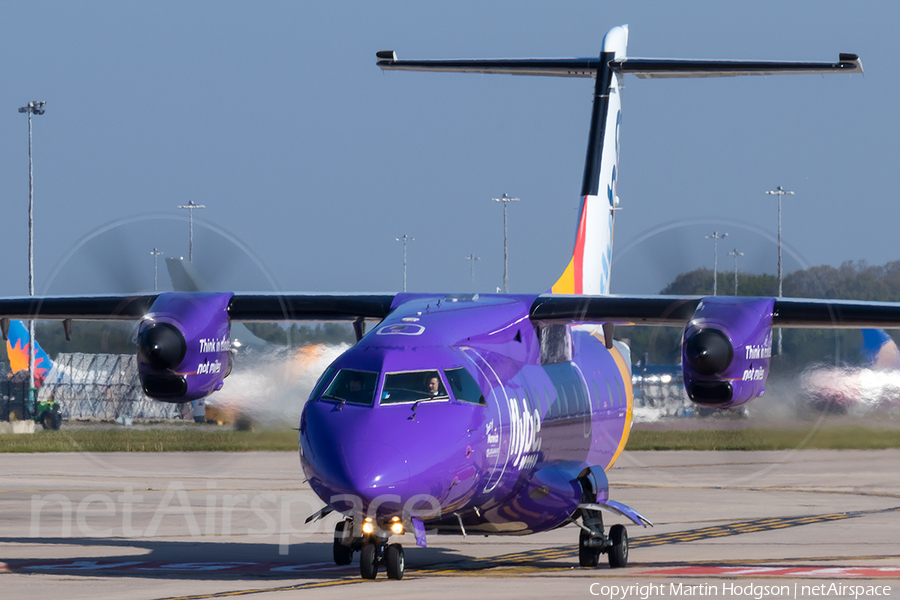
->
1, 449, 898, 599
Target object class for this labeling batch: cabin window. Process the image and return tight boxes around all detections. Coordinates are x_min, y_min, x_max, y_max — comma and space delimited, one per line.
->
592, 380, 604, 409
558, 384, 570, 416
548, 385, 559, 419
571, 382, 588, 415
322, 369, 378, 406
444, 367, 486, 406
381, 370, 448, 404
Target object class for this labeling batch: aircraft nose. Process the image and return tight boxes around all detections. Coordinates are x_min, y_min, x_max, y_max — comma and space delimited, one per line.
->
339, 438, 410, 503
302, 410, 411, 506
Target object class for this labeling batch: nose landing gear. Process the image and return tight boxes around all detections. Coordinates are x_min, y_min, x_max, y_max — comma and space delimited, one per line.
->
577, 508, 628, 569
333, 518, 406, 580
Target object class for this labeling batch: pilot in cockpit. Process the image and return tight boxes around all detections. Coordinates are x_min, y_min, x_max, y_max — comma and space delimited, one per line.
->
426, 375, 442, 397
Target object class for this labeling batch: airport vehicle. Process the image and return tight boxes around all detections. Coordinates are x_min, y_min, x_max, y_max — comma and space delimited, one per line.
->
1, 320, 61, 429
0, 25, 882, 580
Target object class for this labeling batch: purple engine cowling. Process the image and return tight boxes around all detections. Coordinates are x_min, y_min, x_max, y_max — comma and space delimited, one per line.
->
136, 292, 233, 403
681, 297, 774, 408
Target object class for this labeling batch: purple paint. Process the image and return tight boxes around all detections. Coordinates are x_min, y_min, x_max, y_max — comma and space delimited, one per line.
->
299, 293, 632, 536
137, 292, 233, 402
682, 297, 774, 407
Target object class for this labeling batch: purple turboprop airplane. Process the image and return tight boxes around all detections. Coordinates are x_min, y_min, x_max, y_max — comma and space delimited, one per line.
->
0, 26, 882, 581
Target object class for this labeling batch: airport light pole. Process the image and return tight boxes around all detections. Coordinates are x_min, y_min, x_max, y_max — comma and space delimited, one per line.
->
177, 200, 205, 262
465, 253, 480, 285
396, 235, 414, 292
150, 248, 163, 291
18, 101, 46, 406
765, 186, 794, 355
492, 193, 519, 293
728, 249, 744, 296
705, 231, 728, 295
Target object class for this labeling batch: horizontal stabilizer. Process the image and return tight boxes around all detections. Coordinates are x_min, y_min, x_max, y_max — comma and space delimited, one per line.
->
578, 501, 653, 528
377, 54, 863, 79
611, 54, 863, 78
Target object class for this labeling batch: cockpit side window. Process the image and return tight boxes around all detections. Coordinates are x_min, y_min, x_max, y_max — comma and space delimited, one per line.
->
444, 367, 486, 406
322, 369, 378, 406
381, 370, 447, 404
309, 366, 337, 402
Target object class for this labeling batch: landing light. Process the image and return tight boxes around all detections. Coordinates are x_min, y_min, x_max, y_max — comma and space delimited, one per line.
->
391, 516, 404, 535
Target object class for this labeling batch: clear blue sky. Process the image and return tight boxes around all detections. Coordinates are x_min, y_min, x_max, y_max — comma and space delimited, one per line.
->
0, 1, 893, 297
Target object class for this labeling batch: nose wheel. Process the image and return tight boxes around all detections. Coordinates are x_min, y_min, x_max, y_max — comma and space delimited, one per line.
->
385, 543, 405, 580
359, 542, 405, 580
607, 524, 628, 568
334, 519, 406, 580
578, 507, 628, 569
333, 521, 353, 565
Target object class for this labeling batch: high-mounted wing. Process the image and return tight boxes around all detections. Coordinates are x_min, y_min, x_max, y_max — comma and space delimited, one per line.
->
0, 293, 396, 323
0, 292, 396, 405
530, 293, 900, 409
529, 294, 900, 328
530, 295, 701, 326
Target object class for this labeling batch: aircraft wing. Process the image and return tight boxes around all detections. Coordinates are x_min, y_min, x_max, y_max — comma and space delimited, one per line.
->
529, 295, 900, 329
0, 294, 397, 323
5, 292, 900, 328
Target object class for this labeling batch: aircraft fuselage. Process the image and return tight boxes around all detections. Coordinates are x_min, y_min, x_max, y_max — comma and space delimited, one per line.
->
299, 293, 633, 536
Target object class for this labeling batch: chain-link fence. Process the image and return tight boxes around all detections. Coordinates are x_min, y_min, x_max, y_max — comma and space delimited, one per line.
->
37, 353, 187, 420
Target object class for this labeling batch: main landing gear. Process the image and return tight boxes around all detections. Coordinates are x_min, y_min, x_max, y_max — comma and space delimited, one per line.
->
578, 508, 628, 568
333, 518, 406, 580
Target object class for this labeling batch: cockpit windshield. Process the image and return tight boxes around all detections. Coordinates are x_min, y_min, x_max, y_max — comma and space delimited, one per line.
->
322, 369, 378, 406
380, 370, 448, 404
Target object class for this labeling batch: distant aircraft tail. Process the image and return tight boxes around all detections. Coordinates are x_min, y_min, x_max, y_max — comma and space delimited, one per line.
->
165, 257, 212, 292
6, 320, 53, 386
376, 27, 862, 296
861, 329, 900, 370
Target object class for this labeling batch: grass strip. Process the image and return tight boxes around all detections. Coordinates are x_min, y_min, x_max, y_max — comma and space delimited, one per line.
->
625, 426, 900, 451
0, 425, 897, 452
0, 428, 299, 453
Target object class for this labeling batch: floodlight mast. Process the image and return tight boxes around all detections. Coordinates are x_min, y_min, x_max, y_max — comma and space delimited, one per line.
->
492, 193, 519, 293
705, 231, 728, 295
177, 201, 205, 262
465, 253, 480, 285
728, 249, 744, 295
150, 248, 163, 292
18, 100, 46, 406
765, 186, 794, 355
395, 235, 414, 292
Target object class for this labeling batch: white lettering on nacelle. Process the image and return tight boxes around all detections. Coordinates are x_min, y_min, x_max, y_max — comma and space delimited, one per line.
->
741, 366, 765, 381
199, 335, 231, 354
196, 360, 222, 375
744, 344, 772, 360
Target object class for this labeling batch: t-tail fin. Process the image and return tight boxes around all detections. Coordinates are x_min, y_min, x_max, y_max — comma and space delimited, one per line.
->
551, 25, 627, 295
376, 27, 862, 296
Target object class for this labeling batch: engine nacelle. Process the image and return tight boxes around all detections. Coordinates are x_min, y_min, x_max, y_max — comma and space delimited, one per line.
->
137, 292, 233, 403
681, 297, 774, 408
